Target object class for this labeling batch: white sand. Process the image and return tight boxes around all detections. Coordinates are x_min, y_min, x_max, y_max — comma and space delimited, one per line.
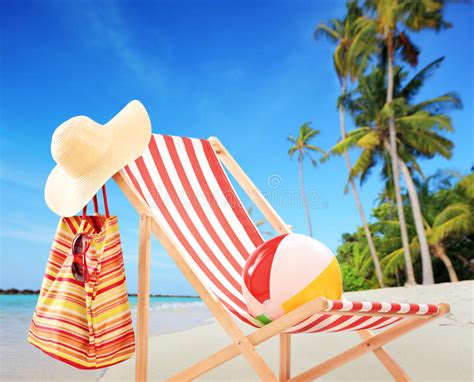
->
102, 281, 473, 381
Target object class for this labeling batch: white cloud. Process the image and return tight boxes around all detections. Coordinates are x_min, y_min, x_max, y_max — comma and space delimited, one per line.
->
78, 1, 168, 95
0, 164, 44, 191
0, 218, 55, 243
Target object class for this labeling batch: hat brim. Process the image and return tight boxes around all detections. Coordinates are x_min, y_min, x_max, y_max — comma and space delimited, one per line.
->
45, 100, 151, 217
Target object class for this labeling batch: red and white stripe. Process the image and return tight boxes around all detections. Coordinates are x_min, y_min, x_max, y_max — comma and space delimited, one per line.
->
326, 300, 439, 315
122, 134, 440, 333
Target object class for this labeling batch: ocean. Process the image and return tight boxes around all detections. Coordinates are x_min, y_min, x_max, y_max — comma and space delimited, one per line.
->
0, 294, 212, 381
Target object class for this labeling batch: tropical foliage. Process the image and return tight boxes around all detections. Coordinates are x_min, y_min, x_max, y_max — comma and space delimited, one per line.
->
339, 173, 473, 290
295, 0, 472, 289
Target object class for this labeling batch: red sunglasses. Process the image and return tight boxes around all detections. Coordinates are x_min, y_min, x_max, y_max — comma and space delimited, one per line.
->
71, 233, 91, 283
71, 185, 109, 283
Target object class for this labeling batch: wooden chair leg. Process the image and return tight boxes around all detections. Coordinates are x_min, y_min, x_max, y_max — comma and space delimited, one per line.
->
167, 298, 327, 381
279, 333, 291, 381
136, 214, 152, 382
358, 330, 411, 381
289, 313, 444, 382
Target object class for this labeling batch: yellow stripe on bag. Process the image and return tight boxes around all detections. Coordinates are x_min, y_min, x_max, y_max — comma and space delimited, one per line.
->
93, 303, 131, 325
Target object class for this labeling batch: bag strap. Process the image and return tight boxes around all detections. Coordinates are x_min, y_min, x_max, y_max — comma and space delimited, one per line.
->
80, 184, 111, 223
92, 194, 99, 215
101, 184, 110, 218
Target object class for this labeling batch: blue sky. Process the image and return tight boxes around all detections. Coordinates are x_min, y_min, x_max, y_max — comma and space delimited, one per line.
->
1, 1, 472, 295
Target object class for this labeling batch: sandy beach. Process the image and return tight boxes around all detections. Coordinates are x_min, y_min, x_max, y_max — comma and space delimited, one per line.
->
0, 296, 210, 382
101, 281, 473, 381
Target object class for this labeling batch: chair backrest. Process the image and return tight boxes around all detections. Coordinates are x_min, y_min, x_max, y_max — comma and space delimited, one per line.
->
121, 134, 264, 326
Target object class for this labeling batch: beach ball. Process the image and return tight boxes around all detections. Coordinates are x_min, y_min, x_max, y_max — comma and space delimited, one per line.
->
242, 233, 342, 324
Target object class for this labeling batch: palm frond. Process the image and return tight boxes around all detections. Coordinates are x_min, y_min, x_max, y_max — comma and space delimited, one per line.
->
357, 130, 380, 149
349, 148, 375, 184
381, 248, 405, 276
395, 31, 420, 67
288, 146, 298, 157
314, 22, 341, 43
413, 92, 462, 114
322, 127, 370, 163
459, 173, 474, 199
333, 43, 346, 78
399, 56, 444, 99
398, 126, 453, 159
304, 144, 325, 154
397, 111, 453, 131
431, 202, 472, 242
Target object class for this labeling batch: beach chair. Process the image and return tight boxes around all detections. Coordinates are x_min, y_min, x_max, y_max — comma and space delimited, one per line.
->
113, 134, 449, 382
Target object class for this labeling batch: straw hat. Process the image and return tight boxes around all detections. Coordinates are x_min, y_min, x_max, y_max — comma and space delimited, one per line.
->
45, 100, 151, 216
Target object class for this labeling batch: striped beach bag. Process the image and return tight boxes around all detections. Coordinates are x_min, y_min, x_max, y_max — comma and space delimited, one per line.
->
29, 186, 135, 369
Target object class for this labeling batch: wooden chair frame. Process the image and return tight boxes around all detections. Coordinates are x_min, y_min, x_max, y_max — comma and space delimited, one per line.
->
113, 136, 449, 382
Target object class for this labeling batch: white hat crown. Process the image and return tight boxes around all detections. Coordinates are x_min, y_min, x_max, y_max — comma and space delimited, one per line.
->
51, 115, 110, 178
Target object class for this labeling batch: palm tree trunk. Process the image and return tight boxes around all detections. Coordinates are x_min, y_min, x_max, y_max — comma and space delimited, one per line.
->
339, 78, 384, 287
385, 31, 416, 285
399, 159, 435, 284
432, 243, 459, 282
299, 150, 313, 237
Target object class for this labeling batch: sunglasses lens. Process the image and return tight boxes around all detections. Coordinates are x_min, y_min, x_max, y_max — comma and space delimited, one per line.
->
72, 262, 85, 282
72, 234, 89, 282
72, 234, 88, 255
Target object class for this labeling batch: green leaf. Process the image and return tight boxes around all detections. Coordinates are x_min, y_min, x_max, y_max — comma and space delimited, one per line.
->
314, 22, 341, 43
432, 203, 472, 242
381, 102, 394, 118
357, 130, 380, 149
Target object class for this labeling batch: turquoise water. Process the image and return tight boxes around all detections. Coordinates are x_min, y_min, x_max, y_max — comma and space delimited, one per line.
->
0, 294, 41, 315
0, 294, 211, 381
0, 294, 204, 313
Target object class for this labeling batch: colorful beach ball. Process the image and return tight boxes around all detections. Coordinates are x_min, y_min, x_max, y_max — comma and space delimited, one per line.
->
242, 233, 342, 324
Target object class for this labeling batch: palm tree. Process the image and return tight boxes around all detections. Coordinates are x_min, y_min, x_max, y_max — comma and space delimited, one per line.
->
315, 1, 385, 287
359, 0, 451, 285
326, 61, 460, 283
288, 123, 325, 237
392, 57, 460, 285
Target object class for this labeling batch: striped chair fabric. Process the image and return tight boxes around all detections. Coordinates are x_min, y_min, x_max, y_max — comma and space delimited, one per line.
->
121, 134, 439, 334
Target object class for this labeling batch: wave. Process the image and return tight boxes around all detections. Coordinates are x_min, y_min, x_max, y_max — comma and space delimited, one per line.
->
130, 300, 206, 313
